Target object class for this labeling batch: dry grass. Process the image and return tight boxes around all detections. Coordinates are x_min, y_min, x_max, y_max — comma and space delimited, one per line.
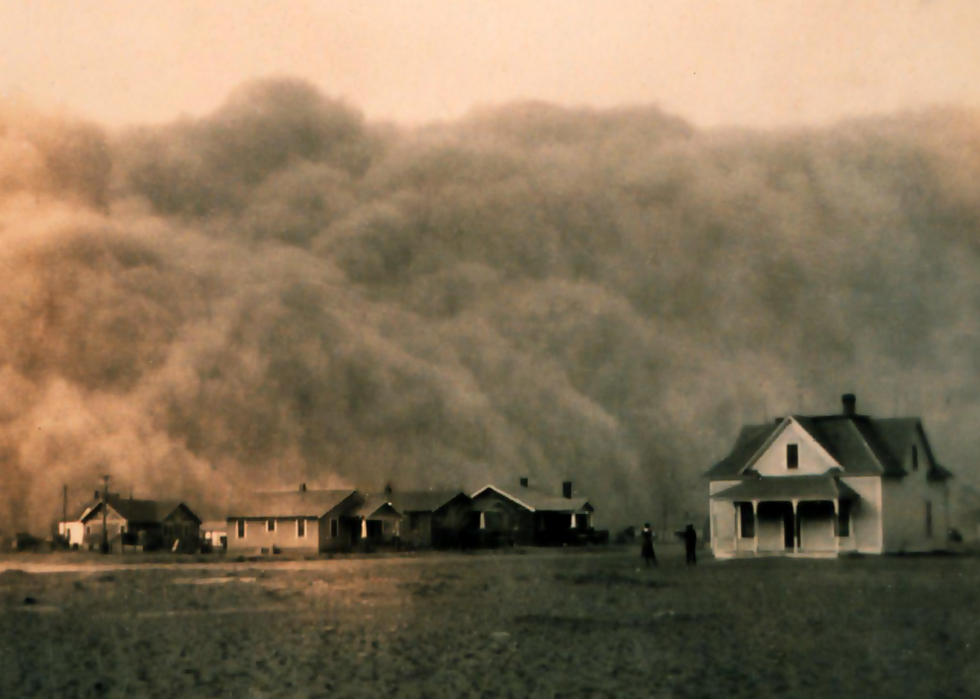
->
1, 546, 979, 698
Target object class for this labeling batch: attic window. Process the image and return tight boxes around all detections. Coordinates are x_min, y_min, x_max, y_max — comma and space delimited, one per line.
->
297, 519, 306, 538
912, 445, 919, 471
237, 520, 245, 538
787, 444, 799, 470
267, 519, 276, 532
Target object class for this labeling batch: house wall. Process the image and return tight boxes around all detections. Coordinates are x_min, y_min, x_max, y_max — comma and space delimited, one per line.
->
471, 490, 535, 545
799, 502, 835, 551
403, 512, 434, 548
58, 521, 85, 546
227, 517, 320, 552
839, 477, 883, 554
82, 508, 128, 549
161, 508, 201, 552
880, 427, 950, 553
318, 513, 357, 551
709, 481, 740, 556
753, 420, 839, 476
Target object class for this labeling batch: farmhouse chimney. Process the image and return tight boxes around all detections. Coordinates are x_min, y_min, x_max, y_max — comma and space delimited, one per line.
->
519, 477, 528, 488
563, 481, 573, 499
842, 394, 857, 416
299, 483, 307, 493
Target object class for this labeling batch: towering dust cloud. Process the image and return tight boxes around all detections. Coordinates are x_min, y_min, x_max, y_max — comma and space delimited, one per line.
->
1, 79, 979, 533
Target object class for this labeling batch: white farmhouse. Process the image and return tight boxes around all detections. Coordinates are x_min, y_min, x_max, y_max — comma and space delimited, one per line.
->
707, 394, 953, 557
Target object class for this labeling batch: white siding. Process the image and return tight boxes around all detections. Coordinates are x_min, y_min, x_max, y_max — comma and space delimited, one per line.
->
840, 476, 883, 554
753, 420, 840, 477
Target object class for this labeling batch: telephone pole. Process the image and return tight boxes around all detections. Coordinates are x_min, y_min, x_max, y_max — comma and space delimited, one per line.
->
62, 485, 68, 545
101, 474, 110, 554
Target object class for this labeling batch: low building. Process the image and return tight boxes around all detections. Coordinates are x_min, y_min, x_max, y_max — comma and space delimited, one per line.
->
350, 493, 403, 549
77, 494, 202, 552
470, 479, 595, 546
388, 489, 475, 549
200, 522, 228, 552
707, 394, 954, 558
226, 485, 362, 554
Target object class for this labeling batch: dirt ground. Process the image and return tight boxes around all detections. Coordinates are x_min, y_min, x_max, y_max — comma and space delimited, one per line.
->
1, 545, 978, 699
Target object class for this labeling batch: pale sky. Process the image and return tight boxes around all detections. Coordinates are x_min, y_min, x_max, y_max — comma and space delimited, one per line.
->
2, 0, 980, 129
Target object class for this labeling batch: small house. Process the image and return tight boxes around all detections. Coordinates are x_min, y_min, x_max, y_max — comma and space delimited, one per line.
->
78, 494, 202, 552
387, 489, 476, 549
707, 394, 954, 558
226, 485, 362, 554
349, 493, 403, 549
470, 479, 595, 546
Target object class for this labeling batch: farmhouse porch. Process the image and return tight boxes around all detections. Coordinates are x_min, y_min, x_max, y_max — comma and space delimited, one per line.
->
711, 475, 860, 558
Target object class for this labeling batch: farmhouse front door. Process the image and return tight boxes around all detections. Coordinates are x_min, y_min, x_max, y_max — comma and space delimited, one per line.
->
783, 507, 795, 549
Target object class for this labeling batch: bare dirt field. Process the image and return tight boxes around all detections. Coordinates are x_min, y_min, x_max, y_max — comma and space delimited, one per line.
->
1, 545, 978, 699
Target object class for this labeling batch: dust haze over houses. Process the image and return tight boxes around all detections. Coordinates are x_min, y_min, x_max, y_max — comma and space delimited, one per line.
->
1, 2, 980, 536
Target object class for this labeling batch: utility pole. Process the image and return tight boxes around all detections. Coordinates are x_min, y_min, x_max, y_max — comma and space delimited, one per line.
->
62, 485, 68, 545
101, 474, 110, 554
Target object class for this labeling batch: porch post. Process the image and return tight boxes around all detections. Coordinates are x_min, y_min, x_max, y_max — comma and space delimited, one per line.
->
733, 503, 739, 553
791, 499, 799, 554
479, 512, 486, 530
833, 499, 840, 555
360, 517, 367, 539
752, 500, 759, 555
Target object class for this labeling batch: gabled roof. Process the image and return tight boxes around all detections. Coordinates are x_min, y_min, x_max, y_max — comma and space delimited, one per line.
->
707, 412, 951, 481
389, 490, 470, 513
81, 496, 166, 525
227, 490, 357, 519
352, 495, 403, 519
471, 485, 593, 513
704, 423, 780, 479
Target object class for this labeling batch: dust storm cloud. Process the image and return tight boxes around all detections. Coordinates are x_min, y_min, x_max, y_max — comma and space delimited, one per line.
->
1, 79, 979, 533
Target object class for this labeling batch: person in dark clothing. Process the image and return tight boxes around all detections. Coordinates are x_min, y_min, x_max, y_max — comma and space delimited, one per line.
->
683, 524, 697, 566
641, 523, 657, 566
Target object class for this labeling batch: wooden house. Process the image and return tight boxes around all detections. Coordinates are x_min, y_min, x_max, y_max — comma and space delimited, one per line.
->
77, 494, 202, 552
387, 489, 476, 549
470, 479, 595, 546
707, 394, 954, 558
226, 485, 363, 554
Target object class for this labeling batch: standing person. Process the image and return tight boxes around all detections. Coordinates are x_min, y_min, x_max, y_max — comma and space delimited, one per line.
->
684, 524, 697, 566
641, 523, 657, 566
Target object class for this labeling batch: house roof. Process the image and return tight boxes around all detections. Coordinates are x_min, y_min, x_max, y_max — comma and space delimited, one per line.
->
711, 475, 860, 503
81, 496, 162, 524
351, 495, 403, 520
389, 490, 470, 513
471, 485, 593, 513
227, 490, 357, 519
706, 413, 951, 481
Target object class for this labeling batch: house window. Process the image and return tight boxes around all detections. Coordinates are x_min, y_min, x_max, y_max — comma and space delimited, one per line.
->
297, 519, 306, 538
926, 501, 933, 537
912, 445, 919, 471
86, 526, 91, 536
739, 503, 755, 538
330, 519, 338, 538
267, 519, 276, 532
787, 444, 799, 470
237, 520, 245, 538
839, 501, 851, 537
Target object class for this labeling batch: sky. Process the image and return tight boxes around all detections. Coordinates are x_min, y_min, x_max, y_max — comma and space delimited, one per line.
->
2, 2, 980, 533
2, 0, 980, 130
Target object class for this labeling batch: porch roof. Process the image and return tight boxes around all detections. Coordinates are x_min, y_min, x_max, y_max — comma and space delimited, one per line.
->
711, 475, 860, 503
